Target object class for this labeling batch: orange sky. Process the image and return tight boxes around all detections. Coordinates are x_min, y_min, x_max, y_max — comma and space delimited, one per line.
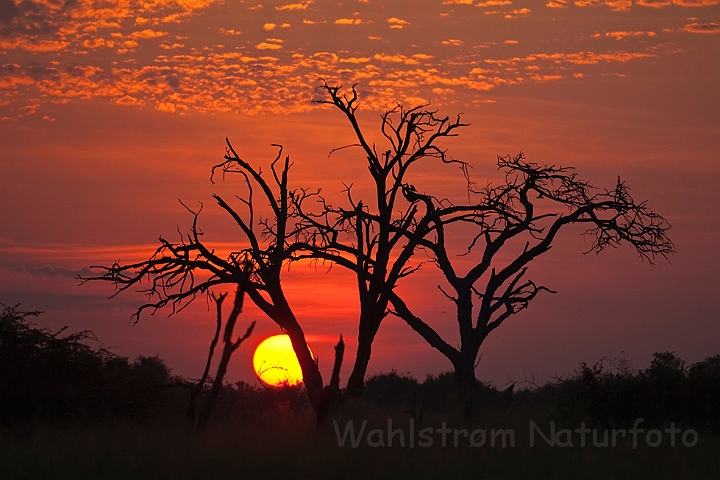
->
1, 0, 719, 387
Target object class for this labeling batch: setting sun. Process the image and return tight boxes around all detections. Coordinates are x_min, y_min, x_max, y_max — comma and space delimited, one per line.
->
253, 335, 308, 387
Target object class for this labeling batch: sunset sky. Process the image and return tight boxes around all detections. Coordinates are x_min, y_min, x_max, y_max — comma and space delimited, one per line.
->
1, 0, 718, 388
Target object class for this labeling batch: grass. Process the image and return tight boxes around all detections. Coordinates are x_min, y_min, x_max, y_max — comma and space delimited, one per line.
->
2, 399, 719, 480
3, 307, 719, 479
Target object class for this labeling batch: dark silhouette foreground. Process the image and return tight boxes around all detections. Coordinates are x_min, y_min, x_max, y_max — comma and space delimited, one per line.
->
78, 84, 672, 420
2, 304, 718, 433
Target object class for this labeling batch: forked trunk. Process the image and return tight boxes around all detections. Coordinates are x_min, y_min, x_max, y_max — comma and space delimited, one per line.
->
196, 289, 255, 431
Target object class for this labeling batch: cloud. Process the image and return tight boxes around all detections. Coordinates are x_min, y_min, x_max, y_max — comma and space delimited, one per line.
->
601, 0, 720, 7
530, 74, 563, 81
504, 7, 531, 17
635, 0, 673, 6
0, 0, 73, 37
11, 265, 95, 279
373, 53, 412, 63
682, 22, 720, 33
0, 37, 69, 52
0, 0, 219, 56
0, 0, 677, 118
116, 95, 140, 105
634, 0, 719, 6
672, 0, 718, 4
593, 31, 657, 40
276, 1, 313, 10
476, 0, 513, 5
573, 0, 632, 11
339, 57, 371, 63
255, 42, 282, 49
334, 18, 363, 25
130, 29, 169, 39
0, 42, 661, 118
387, 18, 410, 29
0, 63, 21, 75
483, 50, 653, 67
25, 61, 60, 81
156, 102, 178, 112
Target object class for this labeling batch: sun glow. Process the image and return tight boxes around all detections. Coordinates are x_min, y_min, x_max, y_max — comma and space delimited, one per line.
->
252, 334, 308, 387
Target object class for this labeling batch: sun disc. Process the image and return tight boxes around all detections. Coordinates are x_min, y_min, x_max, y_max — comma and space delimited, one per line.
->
252, 334, 309, 387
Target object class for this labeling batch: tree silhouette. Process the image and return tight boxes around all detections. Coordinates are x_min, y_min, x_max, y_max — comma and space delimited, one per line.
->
0, 303, 178, 425
293, 82, 470, 396
81, 83, 673, 412
386, 153, 674, 391
187, 286, 255, 431
81, 141, 340, 417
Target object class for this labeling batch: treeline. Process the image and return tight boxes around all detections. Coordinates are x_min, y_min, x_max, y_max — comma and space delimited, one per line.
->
0, 305, 184, 425
2, 304, 719, 433
554, 352, 720, 430
357, 352, 720, 432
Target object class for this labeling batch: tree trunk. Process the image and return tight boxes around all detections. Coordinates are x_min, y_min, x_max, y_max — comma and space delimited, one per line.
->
185, 310, 225, 426
346, 314, 379, 397
453, 354, 478, 394
197, 344, 233, 430
346, 339, 371, 397
316, 335, 345, 426
186, 294, 224, 426
196, 289, 254, 431
247, 286, 326, 412
452, 353, 479, 421
454, 331, 484, 421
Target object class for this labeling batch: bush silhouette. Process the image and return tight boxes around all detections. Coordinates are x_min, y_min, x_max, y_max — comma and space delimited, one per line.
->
554, 351, 720, 432
0, 304, 178, 425
4, 302, 719, 437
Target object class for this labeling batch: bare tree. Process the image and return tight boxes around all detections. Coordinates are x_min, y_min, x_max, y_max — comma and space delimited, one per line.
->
81, 83, 469, 405
293, 82, 470, 396
185, 292, 223, 427
81, 142, 339, 415
81, 83, 670, 411
386, 153, 675, 392
195, 287, 255, 431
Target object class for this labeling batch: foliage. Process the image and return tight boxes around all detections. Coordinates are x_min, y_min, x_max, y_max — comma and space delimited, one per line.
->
4, 302, 718, 436
554, 351, 720, 431
0, 304, 182, 425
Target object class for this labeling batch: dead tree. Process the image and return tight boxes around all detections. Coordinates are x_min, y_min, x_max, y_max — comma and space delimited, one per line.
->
186, 292, 223, 427
387, 153, 675, 392
81, 142, 341, 416
295, 82, 469, 396
316, 335, 345, 425
195, 287, 255, 431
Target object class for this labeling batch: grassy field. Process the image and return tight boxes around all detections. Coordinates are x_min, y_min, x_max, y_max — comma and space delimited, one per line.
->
3, 305, 719, 479
2, 395, 720, 480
